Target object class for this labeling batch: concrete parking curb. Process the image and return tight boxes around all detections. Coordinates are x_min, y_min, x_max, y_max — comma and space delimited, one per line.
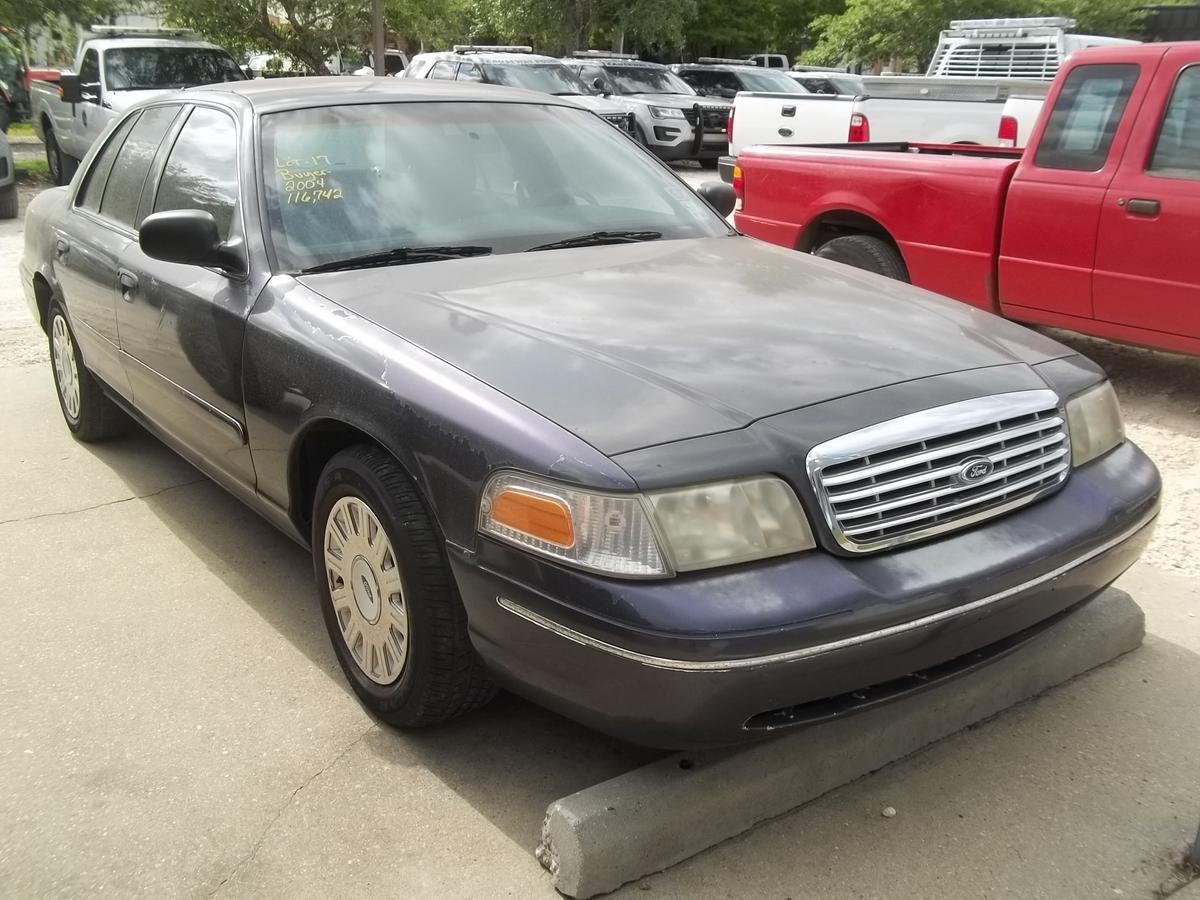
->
537, 587, 1145, 898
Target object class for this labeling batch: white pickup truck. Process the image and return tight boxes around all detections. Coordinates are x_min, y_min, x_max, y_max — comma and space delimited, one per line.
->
31, 27, 243, 185
719, 75, 1050, 181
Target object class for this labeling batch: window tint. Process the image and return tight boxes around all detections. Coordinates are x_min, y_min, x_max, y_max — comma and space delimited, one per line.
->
1149, 66, 1200, 179
99, 105, 179, 228
154, 107, 238, 240
428, 60, 456, 80
457, 62, 482, 82
78, 49, 99, 85
77, 113, 139, 212
1034, 64, 1139, 171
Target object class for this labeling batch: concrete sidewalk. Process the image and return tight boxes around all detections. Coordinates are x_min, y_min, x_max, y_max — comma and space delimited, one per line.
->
1, 193, 1198, 899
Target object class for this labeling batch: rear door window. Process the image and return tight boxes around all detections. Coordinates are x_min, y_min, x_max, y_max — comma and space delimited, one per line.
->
1034, 64, 1140, 171
77, 113, 139, 212
1148, 65, 1200, 179
98, 105, 180, 229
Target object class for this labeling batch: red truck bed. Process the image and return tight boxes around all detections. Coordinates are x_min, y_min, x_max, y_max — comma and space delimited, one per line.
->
731, 42, 1200, 357
736, 143, 1023, 311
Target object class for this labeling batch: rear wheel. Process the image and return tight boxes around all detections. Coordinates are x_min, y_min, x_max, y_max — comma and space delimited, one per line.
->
814, 234, 909, 281
47, 303, 131, 441
312, 445, 496, 727
44, 128, 77, 186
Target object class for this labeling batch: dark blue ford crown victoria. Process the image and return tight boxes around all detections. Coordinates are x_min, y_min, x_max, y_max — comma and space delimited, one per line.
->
21, 78, 1159, 747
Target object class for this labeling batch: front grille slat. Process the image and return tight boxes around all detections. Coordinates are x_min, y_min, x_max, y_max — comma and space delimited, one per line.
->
826, 431, 1066, 503
822, 415, 1065, 486
840, 459, 1069, 537
807, 391, 1071, 553
834, 446, 1069, 523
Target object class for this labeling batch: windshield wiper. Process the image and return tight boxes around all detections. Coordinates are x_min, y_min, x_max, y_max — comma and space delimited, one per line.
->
526, 231, 662, 252
299, 245, 492, 274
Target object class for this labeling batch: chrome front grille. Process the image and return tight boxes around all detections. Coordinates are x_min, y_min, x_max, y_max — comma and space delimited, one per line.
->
806, 390, 1070, 553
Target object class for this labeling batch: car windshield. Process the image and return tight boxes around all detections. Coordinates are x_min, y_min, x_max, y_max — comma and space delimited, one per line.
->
260, 101, 729, 272
481, 62, 588, 94
737, 69, 805, 92
604, 66, 695, 95
103, 47, 245, 90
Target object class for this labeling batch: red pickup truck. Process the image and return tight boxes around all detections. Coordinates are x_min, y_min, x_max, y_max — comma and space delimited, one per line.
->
734, 43, 1200, 356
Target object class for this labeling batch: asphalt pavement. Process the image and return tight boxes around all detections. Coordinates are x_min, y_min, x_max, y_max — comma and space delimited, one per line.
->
1, 179, 1197, 899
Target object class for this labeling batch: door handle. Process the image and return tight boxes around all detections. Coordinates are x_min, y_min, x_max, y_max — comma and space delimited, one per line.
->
781, 105, 796, 117
54, 238, 70, 259
1125, 198, 1160, 216
118, 270, 139, 302
778, 127, 794, 137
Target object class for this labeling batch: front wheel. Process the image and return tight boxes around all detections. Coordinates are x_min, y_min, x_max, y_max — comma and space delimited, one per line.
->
47, 303, 131, 441
312, 445, 496, 727
813, 234, 909, 281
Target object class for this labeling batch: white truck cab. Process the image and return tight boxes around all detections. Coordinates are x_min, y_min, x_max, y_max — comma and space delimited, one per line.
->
31, 27, 243, 184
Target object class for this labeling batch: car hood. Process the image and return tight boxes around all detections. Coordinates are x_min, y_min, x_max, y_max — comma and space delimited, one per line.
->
625, 93, 714, 107
562, 94, 628, 116
299, 237, 1071, 455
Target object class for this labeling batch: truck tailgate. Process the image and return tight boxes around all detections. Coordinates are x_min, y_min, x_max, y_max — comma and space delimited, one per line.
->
734, 144, 1022, 310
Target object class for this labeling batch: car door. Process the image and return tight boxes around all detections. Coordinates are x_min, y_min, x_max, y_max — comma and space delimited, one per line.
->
115, 104, 257, 488
998, 62, 1149, 320
53, 106, 180, 398
72, 49, 109, 158
1093, 55, 1200, 340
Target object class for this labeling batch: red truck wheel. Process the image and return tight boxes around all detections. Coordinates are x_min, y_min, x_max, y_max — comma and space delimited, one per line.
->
815, 235, 908, 282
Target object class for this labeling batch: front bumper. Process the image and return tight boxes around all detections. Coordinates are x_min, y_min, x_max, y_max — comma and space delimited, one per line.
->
449, 441, 1159, 748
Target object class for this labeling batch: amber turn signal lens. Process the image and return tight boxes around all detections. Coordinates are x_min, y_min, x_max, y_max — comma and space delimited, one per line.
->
489, 489, 576, 548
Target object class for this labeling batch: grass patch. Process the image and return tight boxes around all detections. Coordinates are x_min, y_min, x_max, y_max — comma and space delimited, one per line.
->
16, 157, 50, 183
8, 121, 36, 139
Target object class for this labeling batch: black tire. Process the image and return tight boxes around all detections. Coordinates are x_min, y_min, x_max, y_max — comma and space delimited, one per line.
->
44, 127, 77, 186
0, 183, 16, 219
814, 235, 909, 281
312, 444, 496, 728
47, 302, 131, 441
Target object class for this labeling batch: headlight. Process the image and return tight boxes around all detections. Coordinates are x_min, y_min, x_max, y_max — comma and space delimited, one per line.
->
1066, 381, 1124, 466
479, 473, 815, 578
649, 105, 686, 119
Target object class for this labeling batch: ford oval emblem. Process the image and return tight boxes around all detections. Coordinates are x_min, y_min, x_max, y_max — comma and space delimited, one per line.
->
957, 456, 994, 484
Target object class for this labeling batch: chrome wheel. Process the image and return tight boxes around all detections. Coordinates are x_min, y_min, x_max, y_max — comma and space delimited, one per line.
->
323, 495, 409, 685
51, 315, 81, 421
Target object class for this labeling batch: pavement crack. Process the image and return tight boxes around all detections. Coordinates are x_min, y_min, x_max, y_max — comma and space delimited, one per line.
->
208, 723, 378, 898
0, 478, 207, 526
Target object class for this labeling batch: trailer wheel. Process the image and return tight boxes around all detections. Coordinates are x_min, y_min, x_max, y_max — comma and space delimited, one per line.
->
814, 235, 909, 282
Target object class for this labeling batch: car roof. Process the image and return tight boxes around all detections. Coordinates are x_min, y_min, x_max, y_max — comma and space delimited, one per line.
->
562, 57, 668, 69
85, 37, 229, 53
413, 50, 566, 65
185, 76, 573, 113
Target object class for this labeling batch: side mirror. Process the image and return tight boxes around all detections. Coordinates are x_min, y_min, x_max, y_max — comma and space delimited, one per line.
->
59, 73, 82, 104
591, 76, 608, 95
697, 181, 736, 218
140, 210, 243, 273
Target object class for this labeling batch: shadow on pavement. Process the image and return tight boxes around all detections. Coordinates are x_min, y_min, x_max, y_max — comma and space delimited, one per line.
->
91, 425, 659, 851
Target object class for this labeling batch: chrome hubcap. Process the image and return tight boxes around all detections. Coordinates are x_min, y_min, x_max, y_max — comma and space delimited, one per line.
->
323, 496, 408, 685
51, 315, 81, 421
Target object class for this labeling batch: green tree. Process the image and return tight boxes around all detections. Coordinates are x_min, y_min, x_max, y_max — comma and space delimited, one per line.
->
161, 0, 367, 73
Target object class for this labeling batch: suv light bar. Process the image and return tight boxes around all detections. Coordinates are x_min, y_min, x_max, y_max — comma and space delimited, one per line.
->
452, 45, 532, 53
570, 50, 638, 59
697, 57, 751, 65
